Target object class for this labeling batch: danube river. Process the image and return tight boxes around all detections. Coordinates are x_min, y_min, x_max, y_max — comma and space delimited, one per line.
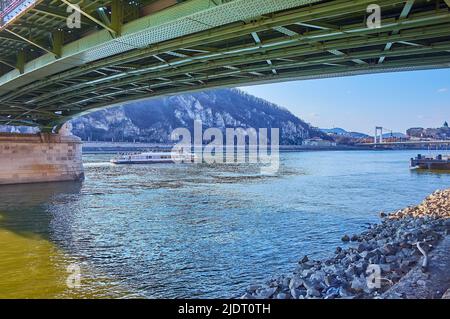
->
1, 150, 449, 298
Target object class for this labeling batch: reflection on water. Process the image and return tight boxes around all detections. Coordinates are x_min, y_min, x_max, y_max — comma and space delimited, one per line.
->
0, 182, 81, 239
410, 168, 450, 175
1, 150, 449, 298
0, 182, 133, 298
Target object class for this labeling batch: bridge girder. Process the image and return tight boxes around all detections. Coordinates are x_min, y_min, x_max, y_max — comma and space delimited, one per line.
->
1, 0, 450, 129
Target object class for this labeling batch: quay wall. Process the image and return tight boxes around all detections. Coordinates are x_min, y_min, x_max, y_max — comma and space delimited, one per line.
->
0, 133, 84, 185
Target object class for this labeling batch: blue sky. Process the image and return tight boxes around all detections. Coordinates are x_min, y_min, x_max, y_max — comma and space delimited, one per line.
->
240, 69, 450, 135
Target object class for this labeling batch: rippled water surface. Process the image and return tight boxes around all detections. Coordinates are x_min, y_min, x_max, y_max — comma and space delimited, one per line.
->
1, 150, 449, 298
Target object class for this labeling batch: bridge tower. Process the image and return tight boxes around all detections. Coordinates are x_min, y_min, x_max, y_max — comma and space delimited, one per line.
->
374, 127, 384, 144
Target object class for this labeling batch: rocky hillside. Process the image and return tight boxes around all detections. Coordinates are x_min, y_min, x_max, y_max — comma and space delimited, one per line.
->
321, 128, 369, 139
70, 89, 327, 145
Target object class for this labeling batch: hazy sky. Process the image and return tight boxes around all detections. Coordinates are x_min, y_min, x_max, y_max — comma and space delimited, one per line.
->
240, 69, 450, 135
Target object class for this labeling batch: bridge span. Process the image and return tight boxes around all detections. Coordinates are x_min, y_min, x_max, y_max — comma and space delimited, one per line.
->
1, 0, 450, 129
0, 0, 450, 184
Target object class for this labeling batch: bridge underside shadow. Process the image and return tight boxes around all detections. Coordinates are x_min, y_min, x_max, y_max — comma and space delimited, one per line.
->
0, 0, 450, 129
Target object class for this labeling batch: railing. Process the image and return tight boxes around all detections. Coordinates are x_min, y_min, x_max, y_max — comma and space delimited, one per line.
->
0, 0, 38, 28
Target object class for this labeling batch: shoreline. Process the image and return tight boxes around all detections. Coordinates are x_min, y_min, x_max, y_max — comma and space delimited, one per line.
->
81, 142, 371, 154
241, 189, 450, 299
82, 145, 440, 154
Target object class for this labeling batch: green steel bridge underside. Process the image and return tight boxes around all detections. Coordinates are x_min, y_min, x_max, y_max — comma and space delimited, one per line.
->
1, 0, 450, 130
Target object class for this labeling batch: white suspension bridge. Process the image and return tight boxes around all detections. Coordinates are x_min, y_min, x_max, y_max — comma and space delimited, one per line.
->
359, 126, 450, 147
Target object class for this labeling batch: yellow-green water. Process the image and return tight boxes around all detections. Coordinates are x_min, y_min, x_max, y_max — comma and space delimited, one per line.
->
0, 182, 136, 299
1, 226, 74, 298
0, 215, 134, 299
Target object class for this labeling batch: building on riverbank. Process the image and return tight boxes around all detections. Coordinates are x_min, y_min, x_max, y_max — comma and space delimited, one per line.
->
407, 122, 450, 140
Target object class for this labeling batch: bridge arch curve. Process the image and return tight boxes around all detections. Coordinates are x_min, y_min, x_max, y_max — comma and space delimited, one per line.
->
0, 0, 450, 131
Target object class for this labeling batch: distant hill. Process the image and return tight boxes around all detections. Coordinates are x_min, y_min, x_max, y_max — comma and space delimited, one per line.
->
0, 126, 38, 134
70, 89, 329, 145
320, 128, 348, 135
320, 128, 369, 139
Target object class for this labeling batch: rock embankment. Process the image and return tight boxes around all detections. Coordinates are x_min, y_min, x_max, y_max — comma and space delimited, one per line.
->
241, 189, 450, 299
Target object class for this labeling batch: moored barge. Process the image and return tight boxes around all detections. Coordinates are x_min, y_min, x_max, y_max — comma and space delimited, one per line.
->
410, 154, 450, 170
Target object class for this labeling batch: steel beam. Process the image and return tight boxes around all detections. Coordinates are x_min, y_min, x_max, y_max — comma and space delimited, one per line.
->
16, 50, 26, 74
52, 30, 64, 58
20, 40, 450, 119
111, 0, 124, 36
0, 59, 15, 69
0, 0, 406, 101
46, 55, 450, 127
251, 32, 277, 75
31, 7, 94, 26
0, 33, 28, 44
40, 41, 450, 108
28, 20, 450, 106
4, 29, 55, 55
378, 0, 415, 64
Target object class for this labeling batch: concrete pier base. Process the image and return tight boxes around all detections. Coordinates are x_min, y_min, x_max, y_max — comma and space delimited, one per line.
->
0, 133, 84, 185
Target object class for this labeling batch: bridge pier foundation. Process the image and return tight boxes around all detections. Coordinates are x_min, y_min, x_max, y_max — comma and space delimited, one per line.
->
0, 132, 84, 185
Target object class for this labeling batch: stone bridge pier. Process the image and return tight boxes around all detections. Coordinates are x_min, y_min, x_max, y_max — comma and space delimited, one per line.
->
0, 130, 84, 185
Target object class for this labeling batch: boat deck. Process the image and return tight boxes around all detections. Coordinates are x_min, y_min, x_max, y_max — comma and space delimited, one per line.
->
411, 154, 450, 170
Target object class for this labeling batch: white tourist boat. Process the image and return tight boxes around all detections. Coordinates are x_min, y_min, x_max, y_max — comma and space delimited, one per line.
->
110, 150, 196, 164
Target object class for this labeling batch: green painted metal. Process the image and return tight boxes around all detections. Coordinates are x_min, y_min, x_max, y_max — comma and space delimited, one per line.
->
52, 30, 64, 58
0, 0, 321, 89
111, 0, 124, 35
0, 0, 409, 100
29, 13, 450, 107
16, 50, 25, 74
1, 0, 450, 129
53, 55, 450, 127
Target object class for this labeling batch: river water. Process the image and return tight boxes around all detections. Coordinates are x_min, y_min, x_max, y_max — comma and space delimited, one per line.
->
1, 150, 449, 298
